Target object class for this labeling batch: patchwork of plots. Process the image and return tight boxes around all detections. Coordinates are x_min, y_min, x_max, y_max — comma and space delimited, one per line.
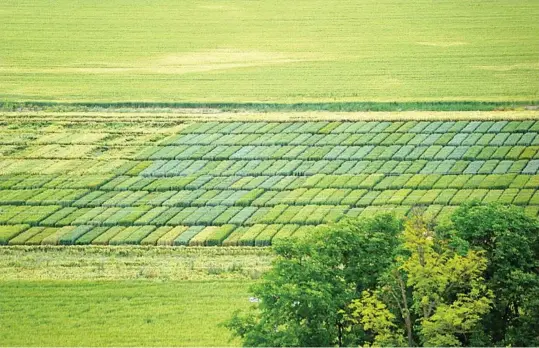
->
1, 117, 539, 246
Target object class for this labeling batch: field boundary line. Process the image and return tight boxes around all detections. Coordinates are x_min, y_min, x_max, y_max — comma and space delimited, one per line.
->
2, 110, 539, 122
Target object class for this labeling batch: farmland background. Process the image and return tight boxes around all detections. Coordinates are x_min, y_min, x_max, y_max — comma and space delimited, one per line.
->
1, 0, 538, 103
1, 0, 539, 346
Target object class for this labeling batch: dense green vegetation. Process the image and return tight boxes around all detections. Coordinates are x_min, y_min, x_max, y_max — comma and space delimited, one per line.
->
228, 204, 539, 347
1, 0, 538, 102
2, 116, 539, 246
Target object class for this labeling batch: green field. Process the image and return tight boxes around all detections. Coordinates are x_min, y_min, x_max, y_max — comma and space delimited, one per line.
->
1, 1, 538, 346
0, 247, 270, 346
1, 112, 539, 246
1, 0, 538, 103
0, 280, 251, 346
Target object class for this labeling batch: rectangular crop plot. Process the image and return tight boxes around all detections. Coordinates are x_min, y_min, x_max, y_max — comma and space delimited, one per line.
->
1, 118, 539, 246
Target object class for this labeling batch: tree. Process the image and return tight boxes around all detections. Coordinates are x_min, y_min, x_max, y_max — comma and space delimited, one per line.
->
226, 214, 403, 347
449, 202, 539, 346
227, 206, 539, 347
349, 214, 492, 346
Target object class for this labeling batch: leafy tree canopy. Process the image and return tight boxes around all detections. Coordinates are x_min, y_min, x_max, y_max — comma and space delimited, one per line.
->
226, 214, 403, 347
448, 202, 539, 346
227, 204, 539, 347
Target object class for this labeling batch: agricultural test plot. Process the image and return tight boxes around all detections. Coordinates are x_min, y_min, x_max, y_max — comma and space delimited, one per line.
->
1, 116, 539, 246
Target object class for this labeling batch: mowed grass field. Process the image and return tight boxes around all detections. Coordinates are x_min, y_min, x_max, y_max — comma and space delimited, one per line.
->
1, 0, 538, 103
0, 247, 271, 346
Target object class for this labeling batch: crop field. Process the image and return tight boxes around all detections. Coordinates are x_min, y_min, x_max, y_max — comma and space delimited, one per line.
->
1, 0, 538, 103
1, 112, 539, 247
2, 0, 538, 346
0, 246, 270, 345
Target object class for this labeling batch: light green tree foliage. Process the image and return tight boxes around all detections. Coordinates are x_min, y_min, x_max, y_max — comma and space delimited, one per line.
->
225, 215, 403, 347
349, 214, 492, 346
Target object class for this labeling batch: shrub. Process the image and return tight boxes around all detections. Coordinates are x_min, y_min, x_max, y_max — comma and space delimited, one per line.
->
356, 191, 380, 206
213, 206, 243, 225
404, 160, 427, 174
522, 160, 539, 174
509, 160, 528, 173
275, 206, 304, 224
188, 226, 220, 246
270, 224, 300, 244
463, 161, 485, 174
321, 205, 347, 223
8, 205, 61, 225
8, 226, 44, 245
134, 207, 167, 225
478, 174, 516, 189
39, 207, 78, 226
150, 207, 183, 226
490, 133, 509, 146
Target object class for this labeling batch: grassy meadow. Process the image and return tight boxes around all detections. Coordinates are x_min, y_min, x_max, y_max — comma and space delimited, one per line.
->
0, 280, 252, 346
1, 0, 538, 103
0, 247, 272, 346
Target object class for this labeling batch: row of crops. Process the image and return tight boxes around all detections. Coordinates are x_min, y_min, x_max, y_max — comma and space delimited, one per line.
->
1, 177, 538, 207
1, 119, 539, 246
5, 130, 539, 148
1, 158, 538, 177
0, 223, 321, 246
3, 136, 539, 162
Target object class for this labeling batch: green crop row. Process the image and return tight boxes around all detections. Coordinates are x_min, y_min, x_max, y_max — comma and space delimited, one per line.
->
177, 121, 539, 136
132, 144, 539, 164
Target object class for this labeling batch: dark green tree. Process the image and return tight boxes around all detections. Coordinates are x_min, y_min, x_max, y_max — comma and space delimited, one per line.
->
226, 214, 403, 347
449, 202, 539, 346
